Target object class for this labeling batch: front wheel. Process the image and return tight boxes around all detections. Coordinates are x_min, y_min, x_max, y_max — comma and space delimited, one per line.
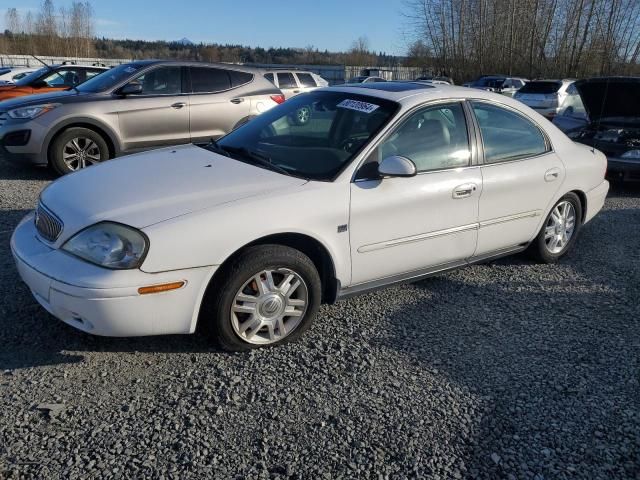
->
50, 127, 110, 175
201, 245, 321, 351
528, 193, 582, 263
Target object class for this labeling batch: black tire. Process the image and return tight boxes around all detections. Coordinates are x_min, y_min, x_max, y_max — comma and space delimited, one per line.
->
201, 245, 322, 351
527, 192, 582, 263
50, 127, 110, 176
289, 105, 312, 126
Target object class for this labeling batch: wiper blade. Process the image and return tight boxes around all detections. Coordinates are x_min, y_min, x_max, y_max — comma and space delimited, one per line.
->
205, 139, 231, 157
223, 146, 291, 176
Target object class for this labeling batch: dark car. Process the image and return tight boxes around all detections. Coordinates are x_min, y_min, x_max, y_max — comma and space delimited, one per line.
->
553, 77, 640, 182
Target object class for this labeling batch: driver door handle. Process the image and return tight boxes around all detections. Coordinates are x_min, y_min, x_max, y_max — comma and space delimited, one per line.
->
453, 183, 477, 199
171, 102, 187, 109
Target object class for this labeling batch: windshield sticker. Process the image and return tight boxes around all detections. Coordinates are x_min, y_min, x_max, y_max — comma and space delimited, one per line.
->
337, 99, 380, 114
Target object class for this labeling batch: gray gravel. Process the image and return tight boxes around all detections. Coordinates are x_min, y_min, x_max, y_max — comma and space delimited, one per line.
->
1, 156, 639, 479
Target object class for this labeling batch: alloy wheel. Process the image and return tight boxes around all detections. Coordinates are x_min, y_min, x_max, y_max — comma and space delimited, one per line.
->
544, 200, 576, 254
230, 268, 308, 345
62, 137, 102, 170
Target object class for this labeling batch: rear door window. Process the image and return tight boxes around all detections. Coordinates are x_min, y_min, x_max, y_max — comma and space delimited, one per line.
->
264, 73, 275, 84
189, 67, 231, 93
472, 102, 549, 163
277, 72, 298, 89
295, 73, 317, 87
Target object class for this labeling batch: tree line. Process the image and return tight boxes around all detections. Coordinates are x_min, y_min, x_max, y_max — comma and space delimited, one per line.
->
403, 0, 640, 81
1, 0, 638, 81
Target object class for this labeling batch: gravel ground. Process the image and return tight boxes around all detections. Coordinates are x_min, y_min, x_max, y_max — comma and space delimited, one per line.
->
0, 156, 639, 480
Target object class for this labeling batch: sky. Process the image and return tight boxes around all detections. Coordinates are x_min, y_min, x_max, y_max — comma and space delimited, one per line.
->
0, 0, 409, 55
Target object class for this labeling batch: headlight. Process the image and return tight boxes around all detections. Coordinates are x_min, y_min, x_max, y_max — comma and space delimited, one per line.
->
621, 150, 640, 159
7, 103, 61, 120
62, 222, 148, 269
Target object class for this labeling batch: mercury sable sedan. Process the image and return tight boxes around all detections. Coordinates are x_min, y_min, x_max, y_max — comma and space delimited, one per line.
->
11, 82, 609, 350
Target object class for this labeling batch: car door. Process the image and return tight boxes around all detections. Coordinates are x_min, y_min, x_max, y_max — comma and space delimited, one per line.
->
188, 66, 251, 142
470, 101, 565, 256
115, 65, 190, 152
349, 102, 482, 285
276, 72, 301, 99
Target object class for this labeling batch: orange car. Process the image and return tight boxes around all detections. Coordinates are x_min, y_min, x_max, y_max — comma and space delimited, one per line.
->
0, 64, 107, 102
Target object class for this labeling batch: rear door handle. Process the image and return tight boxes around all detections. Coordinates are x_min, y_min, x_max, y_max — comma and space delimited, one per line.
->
171, 102, 187, 109
230, 98, 245, 104
545, 168, 561, 182
453, 183, 478, 199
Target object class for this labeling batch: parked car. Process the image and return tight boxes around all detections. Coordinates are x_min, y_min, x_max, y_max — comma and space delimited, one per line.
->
466, 75, 528, 97
262, 70, 328, 99
513, 79, 577, 119
0, 64, 107, 101
262, 69, 328, 125
11, 82, 608, 350
347, 76, 387, 84
0, 66, 39, 84
0, 60, 284, 175
553, 77, 640, 182
415, 76, 455, 85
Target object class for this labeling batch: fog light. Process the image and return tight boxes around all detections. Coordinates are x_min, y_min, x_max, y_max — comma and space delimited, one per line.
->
3, 130, 31, 146
138, 281, 185, 295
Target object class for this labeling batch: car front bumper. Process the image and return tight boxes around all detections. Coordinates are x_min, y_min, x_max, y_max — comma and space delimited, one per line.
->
606, 157, 640, 182
0, 118, 49, 165
11, 213, 217, 336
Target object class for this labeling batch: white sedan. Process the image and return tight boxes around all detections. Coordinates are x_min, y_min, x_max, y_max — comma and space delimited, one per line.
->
11, 83, 609, 350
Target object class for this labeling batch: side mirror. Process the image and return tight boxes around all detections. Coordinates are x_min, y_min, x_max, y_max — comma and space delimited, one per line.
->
118, 83, 143, 96
378, 155, 417, 178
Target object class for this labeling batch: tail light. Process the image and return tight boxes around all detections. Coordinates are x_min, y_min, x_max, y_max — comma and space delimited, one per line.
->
270, 94, 285, 104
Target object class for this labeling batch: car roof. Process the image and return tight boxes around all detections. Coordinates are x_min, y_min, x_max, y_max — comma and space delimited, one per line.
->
48, 64, 108, 69
123, 60, 262, 73
323, 82, 532, 106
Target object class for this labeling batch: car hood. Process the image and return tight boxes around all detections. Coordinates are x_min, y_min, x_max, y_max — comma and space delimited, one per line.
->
574, 77, 640, 123
41, 144, 308, 240
0, 89, 87, 109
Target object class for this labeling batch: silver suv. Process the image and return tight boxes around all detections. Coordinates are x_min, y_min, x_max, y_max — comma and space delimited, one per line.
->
0, 60, 284, 175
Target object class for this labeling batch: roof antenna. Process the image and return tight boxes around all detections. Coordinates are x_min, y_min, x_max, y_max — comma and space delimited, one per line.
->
592, 77, 610, 154
31, 54, 80, 94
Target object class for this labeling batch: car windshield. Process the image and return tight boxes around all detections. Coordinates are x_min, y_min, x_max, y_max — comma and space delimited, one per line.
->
76, 63, 143, 93
519, 81, 562, 94
14, 67, 49, 86
473, 77, 505, 88
211, 91, 398, 181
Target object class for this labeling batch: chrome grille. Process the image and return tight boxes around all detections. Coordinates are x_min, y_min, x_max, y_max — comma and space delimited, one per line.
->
35, 202, 63, 242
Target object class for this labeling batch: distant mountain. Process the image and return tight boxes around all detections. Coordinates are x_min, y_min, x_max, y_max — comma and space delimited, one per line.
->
176, 37, 194, 46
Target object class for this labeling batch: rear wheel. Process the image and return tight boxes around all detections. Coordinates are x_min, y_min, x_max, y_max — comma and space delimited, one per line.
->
290, 105, 312, 126
201, 245, 321, 351
50, 127, 110, 175
528, 193, 582, 263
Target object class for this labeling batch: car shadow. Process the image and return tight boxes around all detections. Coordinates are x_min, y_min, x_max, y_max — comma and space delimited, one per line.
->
369, 204, 639, 478
0, 156, 56, 182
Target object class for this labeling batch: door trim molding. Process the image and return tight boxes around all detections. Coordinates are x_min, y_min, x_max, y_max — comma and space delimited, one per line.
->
357, 222, 479, 253
479, 210, 542, 228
